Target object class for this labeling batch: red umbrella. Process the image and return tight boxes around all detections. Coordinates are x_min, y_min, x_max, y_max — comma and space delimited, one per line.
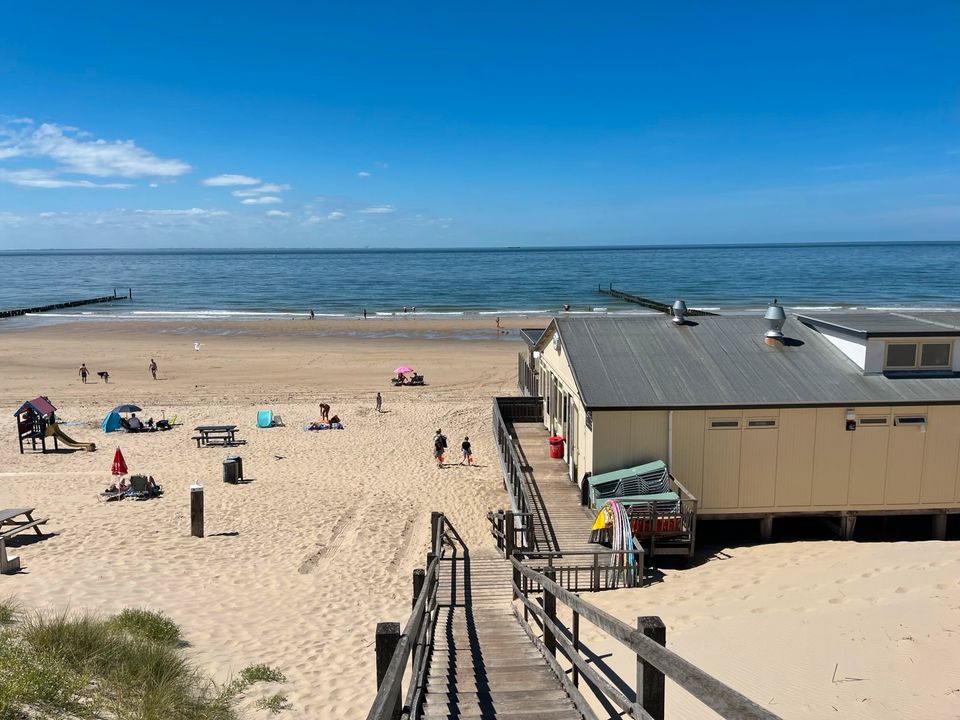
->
111, 447, 128, 476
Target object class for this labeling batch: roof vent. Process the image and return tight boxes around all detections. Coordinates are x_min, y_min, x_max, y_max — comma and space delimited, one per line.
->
672, 299, 688, 325
764, 299, 786, 340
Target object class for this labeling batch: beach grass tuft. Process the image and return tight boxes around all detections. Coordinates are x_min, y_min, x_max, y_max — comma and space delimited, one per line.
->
110, 607, 183, 647
0, 597, 18, 624
255, 693, 289, 714
0, 603, 286, 719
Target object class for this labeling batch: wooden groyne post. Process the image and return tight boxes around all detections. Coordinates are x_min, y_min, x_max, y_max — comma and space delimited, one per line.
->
598, 283, 718, 316
0, 289, 131, 319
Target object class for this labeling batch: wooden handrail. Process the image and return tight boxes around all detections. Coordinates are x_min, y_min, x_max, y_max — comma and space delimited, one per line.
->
368, 513, 468, 720
511, 556, 780, 720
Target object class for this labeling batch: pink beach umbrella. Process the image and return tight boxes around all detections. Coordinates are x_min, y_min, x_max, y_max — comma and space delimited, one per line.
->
394, 366, 414, 374
111, 447, 128, 477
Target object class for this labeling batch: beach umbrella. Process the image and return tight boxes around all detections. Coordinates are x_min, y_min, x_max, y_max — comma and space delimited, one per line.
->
395, 366, 414, 374
112, 404, 142, 414
111, 447, 128, 476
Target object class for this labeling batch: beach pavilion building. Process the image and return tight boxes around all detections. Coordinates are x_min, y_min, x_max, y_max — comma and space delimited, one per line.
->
511, 305, 960, 543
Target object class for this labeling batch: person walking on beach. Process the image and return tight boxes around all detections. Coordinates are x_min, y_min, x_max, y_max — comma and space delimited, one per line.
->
363, 309, 367, 319
375, 392, 382, 413
433, 429, 447, 468
79, 363, 89, 383
495, 317, 502, 333
460, 436, 473, 466
310, 309, 315, 320
319, 403, 330, 422
149, 358, 158, 380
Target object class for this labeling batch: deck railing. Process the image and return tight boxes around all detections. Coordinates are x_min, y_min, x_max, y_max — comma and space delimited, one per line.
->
518, 352, 538, 396
511, 557, 780, 720
486, 509, 533, 554
514, 548, 643, 592
366, 512, 467, 720
491, 397, 543, 526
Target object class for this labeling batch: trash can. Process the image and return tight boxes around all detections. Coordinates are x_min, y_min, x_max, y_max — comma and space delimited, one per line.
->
548, 435, 565, 459
223, 455, 243, 484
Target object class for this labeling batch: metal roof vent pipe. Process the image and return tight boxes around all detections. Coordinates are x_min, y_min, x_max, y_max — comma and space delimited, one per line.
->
764, 298, 786, 344
672, 299, 688, 325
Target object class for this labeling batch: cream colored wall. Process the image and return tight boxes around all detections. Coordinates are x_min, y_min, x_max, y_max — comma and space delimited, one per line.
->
537, 327, 592, 480
666, 405, 960, 514
590, 411, 669, 476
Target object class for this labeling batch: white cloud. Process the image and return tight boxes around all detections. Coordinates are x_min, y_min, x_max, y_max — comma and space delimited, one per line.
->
327, 210, 345, 220
132, 208, 229, 217
202, 174, 260, 186
305, 215, 323, 225
240, 196, 282, 205
359, 204, 396, 214
149, 182, 159, 188
0, 168, 132, 189
266, 210, 291, 218
0, 122, 189, 177
232, 182, 291, 197
357, 171, 371, 177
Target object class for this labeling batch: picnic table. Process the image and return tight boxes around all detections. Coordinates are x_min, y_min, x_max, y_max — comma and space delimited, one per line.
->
192, 425, 245, 448
0, 507, 48, 540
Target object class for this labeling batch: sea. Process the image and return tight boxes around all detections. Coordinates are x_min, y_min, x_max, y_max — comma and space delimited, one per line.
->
1, 243, 959, 325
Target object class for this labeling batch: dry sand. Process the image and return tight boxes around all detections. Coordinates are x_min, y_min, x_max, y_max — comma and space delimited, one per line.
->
1, 318, 959, 719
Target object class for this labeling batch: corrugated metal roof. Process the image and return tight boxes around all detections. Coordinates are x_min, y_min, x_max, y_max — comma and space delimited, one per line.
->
797, 312, 960, 338
543, 315, 960, 409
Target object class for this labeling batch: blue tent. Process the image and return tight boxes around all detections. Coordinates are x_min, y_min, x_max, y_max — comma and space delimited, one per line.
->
101, 411, 122, 433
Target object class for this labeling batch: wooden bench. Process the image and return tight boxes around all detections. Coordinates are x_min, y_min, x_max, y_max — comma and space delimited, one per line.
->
0, 518, 47, 540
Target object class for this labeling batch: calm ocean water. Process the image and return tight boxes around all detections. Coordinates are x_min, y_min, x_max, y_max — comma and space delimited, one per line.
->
1, 244, 959, 322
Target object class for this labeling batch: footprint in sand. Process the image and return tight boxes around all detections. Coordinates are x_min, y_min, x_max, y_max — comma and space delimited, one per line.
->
298, 510, 355, 574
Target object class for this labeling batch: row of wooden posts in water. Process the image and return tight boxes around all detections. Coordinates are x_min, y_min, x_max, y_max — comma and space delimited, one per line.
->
0, 289, 132, 319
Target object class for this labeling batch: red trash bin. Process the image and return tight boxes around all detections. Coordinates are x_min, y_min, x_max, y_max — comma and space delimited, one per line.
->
548, 435, 565, 459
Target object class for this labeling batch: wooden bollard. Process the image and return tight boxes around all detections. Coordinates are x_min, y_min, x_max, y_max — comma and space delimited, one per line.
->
375, 622, 401, 720
638, 616, 666, 720
543, 567, 557, 657
190, 484, 204, 538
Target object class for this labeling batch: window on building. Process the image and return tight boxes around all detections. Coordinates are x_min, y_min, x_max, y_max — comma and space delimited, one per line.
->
885, 343, 917, 368
920, 343, 951, 368
858, 416, 889, 426
885, 341, 953, 370
709, 419, 740, 429
894, 415, 927, 426
747, 419, 777, 428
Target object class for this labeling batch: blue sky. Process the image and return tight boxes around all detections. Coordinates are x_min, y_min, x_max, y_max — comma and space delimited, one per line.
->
0, 2, 958, 248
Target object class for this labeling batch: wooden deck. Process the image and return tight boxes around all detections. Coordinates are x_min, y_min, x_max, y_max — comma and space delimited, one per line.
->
424, 552, 580, 719
512, 424, 596, 553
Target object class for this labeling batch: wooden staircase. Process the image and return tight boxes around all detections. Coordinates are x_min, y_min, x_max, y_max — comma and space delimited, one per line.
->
422, 554, 580, 719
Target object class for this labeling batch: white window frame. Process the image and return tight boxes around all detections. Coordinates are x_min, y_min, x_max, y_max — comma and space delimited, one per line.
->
746, 418, 778, 428
709, 419, 740, 429
858, 416, 889, 426
894, 415, 927, 426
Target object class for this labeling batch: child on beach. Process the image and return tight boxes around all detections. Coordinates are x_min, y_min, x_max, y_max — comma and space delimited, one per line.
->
433, 429, 447, 468
460, 436, 473, 466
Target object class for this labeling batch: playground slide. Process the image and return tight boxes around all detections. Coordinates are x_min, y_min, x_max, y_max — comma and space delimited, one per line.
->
45, 423, 96, 452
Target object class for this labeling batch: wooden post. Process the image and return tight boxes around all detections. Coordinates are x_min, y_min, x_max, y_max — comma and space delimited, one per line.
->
412, 568, 425, 610
933, 512, 948, 541
544, 567, 557, 657
841, 513, 857, 541
190, 485, 204, 538
638, 616, 666, 720
430, 511, 442, 553
572, 610, 580, 687
511, 550, 522, 600
128, 287, 133, 300
504, 511, 515, 558
375, 622, 401, 720
760, 515, 774, 542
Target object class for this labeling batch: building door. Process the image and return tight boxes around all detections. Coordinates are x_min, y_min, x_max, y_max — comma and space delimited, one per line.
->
568, 403, 578, 483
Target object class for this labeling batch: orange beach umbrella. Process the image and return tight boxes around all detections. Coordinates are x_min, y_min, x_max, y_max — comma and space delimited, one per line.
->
111, 447, 128, 476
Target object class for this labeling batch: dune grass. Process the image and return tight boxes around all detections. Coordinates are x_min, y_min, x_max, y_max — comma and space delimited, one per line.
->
0, 600, 287, 719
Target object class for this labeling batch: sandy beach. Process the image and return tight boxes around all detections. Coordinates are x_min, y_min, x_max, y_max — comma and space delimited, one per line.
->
2, 319, 959, 719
